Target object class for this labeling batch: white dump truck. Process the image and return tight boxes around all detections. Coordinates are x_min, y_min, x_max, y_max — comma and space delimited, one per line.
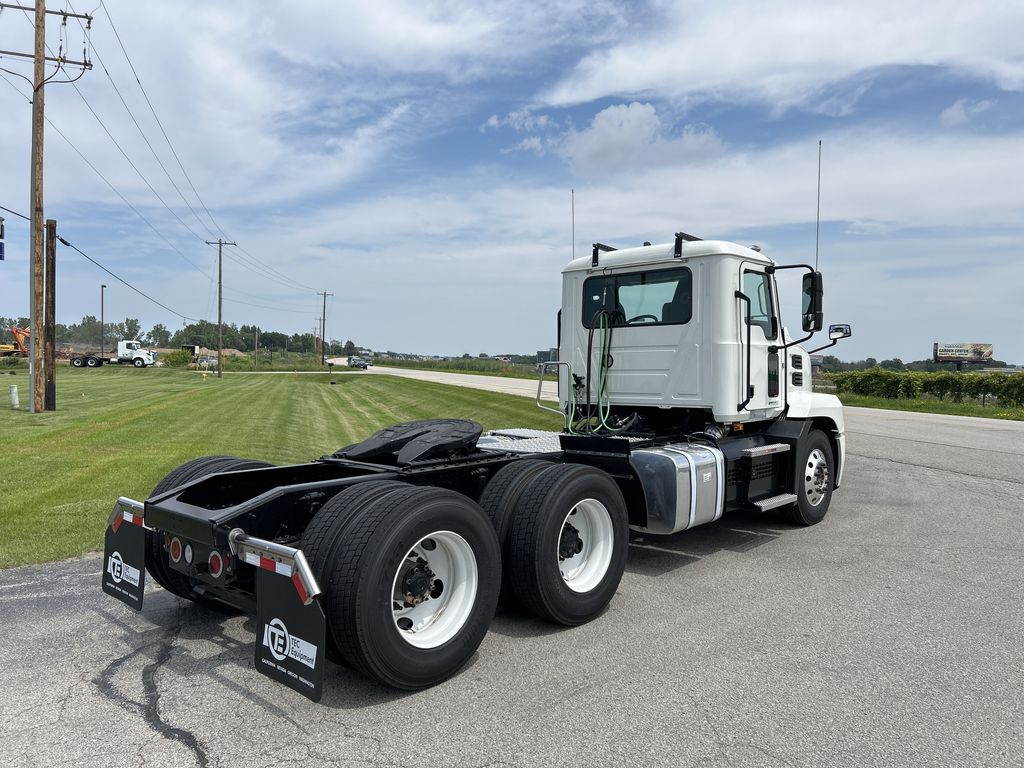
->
102, 230, 850, 701
70, 340, 157, 368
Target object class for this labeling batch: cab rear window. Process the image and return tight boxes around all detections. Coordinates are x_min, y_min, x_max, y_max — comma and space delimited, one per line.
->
582, 268, 692, 328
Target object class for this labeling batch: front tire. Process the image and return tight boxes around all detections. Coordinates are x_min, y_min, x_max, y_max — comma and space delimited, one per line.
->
133, 357, 145, 368
507, 464, 628, 626
327, 486, 500, 689
783, 430, 834, 525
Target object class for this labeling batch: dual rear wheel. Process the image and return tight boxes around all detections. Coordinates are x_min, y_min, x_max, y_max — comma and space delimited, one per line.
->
303, 462, 629, 688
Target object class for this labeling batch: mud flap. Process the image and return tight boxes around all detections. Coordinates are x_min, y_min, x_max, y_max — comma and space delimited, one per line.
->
101, 502, 147, 610
254, 566, 326, 702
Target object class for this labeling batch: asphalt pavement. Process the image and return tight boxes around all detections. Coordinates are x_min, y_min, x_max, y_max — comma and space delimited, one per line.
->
1, 383, 1022, 767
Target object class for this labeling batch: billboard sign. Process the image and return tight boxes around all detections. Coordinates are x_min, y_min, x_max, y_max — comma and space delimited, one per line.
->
932, 343, 993, 364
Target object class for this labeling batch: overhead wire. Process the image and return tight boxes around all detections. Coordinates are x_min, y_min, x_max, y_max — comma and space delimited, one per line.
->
59, 234, 203, 322
2, 199, 204, 323
6, 7, 324, 309
88, 1, 321, 295
98, 0, 223, 238
9, 7, 212, 278
67, 0, 217, 240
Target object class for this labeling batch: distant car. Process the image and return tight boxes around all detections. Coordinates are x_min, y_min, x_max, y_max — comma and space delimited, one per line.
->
348, 357, 368, 370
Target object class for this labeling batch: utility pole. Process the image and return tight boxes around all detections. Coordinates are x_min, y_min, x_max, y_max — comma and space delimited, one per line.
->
318, 291, 333, 366
43, 218, 55, 410
0, 1, 94, 411
205, 239, 235, 378
28, 0, 45, 412
100, 283, 106, 357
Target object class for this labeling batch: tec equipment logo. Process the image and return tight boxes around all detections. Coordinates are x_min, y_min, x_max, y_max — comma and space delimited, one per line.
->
262, 617, 318, 669
265, 618, 291, 661
106, 551, 141, 587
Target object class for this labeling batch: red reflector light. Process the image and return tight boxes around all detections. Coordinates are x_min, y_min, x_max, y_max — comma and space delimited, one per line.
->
169, 537, 182, 563
208, 551, 224, 578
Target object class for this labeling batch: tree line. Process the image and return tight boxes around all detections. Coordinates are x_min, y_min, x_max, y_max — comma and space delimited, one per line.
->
817, 355, 1012, 373
0, 315, 358, 355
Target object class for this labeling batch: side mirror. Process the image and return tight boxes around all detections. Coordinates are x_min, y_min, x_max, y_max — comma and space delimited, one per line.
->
829, 323, 852, 340
801, 272, 823, 332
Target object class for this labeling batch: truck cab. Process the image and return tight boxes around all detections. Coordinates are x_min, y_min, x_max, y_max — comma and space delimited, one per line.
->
117, 340, 156, 367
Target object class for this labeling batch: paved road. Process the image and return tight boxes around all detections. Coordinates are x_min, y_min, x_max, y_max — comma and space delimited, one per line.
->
2, 390, 1022, 767
363, 365, 558, 400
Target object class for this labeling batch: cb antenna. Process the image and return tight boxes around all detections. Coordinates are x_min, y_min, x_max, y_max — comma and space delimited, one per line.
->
815, 140, 822, 271
571, 188, 575, 261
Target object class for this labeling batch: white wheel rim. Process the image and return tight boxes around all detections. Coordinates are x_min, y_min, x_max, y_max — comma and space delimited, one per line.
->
391, 530, 478, 649
558, 498, 614, 593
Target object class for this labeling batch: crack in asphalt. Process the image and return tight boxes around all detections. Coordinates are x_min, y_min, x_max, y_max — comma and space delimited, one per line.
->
93, 605, 209, 768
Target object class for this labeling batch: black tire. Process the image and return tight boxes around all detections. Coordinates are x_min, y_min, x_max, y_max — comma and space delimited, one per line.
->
299, 479, 411, 662
85, 357, 99, 368
145, 455, 273, 601
133, 358, 145, 368
478, 459, 555, 606
507, 463, 628, 626
783, 430, 834, 526
327, 486, 500, 689
71, 357, 84, 368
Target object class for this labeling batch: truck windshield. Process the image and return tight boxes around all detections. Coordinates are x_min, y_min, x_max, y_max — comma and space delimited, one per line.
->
582, 267, 691, 328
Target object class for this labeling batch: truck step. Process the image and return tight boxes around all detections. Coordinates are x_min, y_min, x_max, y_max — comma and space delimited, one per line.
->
752, 493, 798, 512
742, 443, 791, 458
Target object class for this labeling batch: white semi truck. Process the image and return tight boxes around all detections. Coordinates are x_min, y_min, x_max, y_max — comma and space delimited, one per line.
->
101, 231, 850, 701
70, 340, 157, 368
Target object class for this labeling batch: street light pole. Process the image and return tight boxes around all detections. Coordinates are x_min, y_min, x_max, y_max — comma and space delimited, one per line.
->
100, 284, 106, 357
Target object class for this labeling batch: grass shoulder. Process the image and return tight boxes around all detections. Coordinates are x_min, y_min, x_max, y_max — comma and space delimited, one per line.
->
0, 367, 560, 568
836, 392, 1024, 421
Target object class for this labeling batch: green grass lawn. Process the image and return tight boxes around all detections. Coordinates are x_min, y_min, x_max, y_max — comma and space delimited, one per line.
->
0, 368, 561, 568
836, 393, 1024, 420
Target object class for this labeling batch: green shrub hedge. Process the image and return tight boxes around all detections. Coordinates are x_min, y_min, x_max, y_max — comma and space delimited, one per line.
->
827, 369, 1024, 406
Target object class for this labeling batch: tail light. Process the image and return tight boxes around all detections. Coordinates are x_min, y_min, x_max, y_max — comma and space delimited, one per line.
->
169, 537, 183, 563
208, 550, 225, 578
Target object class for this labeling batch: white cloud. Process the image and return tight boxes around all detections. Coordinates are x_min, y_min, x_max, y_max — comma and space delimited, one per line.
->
558, 103, 723, 176
938, 98, 995, 127
540, 1, 1024, 110
481, 110, 552, 133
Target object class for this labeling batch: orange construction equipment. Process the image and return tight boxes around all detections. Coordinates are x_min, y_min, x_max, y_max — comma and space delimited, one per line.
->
0, 326, 30, 357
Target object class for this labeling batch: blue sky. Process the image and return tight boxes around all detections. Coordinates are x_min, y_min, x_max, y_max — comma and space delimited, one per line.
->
1, 0, 1022, 362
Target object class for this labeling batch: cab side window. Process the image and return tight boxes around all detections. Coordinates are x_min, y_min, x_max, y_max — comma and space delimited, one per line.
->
742, 271, 777, 340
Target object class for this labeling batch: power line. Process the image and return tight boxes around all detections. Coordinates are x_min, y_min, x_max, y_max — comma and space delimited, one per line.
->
4, 11, 324, 304
223, 297, 316, 315
0, 203, 30, 220
5, 8, 212, 278
223, 249, 319, 294
57, 233, 203, 322
68, 8, 218, 240
98, 0, 223, 238
82, 2, 320, 295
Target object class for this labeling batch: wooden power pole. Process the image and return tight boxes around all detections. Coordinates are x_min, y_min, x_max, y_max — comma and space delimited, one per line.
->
43, 218, 56, 410
318, 290, 333, 365
206, 238, 235, 378
28, 0, 46, 413
0, 1, 94, 411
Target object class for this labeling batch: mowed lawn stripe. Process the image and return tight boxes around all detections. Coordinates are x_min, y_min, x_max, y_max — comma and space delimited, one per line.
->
0, 368, 560, 567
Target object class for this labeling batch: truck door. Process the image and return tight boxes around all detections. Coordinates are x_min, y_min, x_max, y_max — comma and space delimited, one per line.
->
738, 267, 782, 416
